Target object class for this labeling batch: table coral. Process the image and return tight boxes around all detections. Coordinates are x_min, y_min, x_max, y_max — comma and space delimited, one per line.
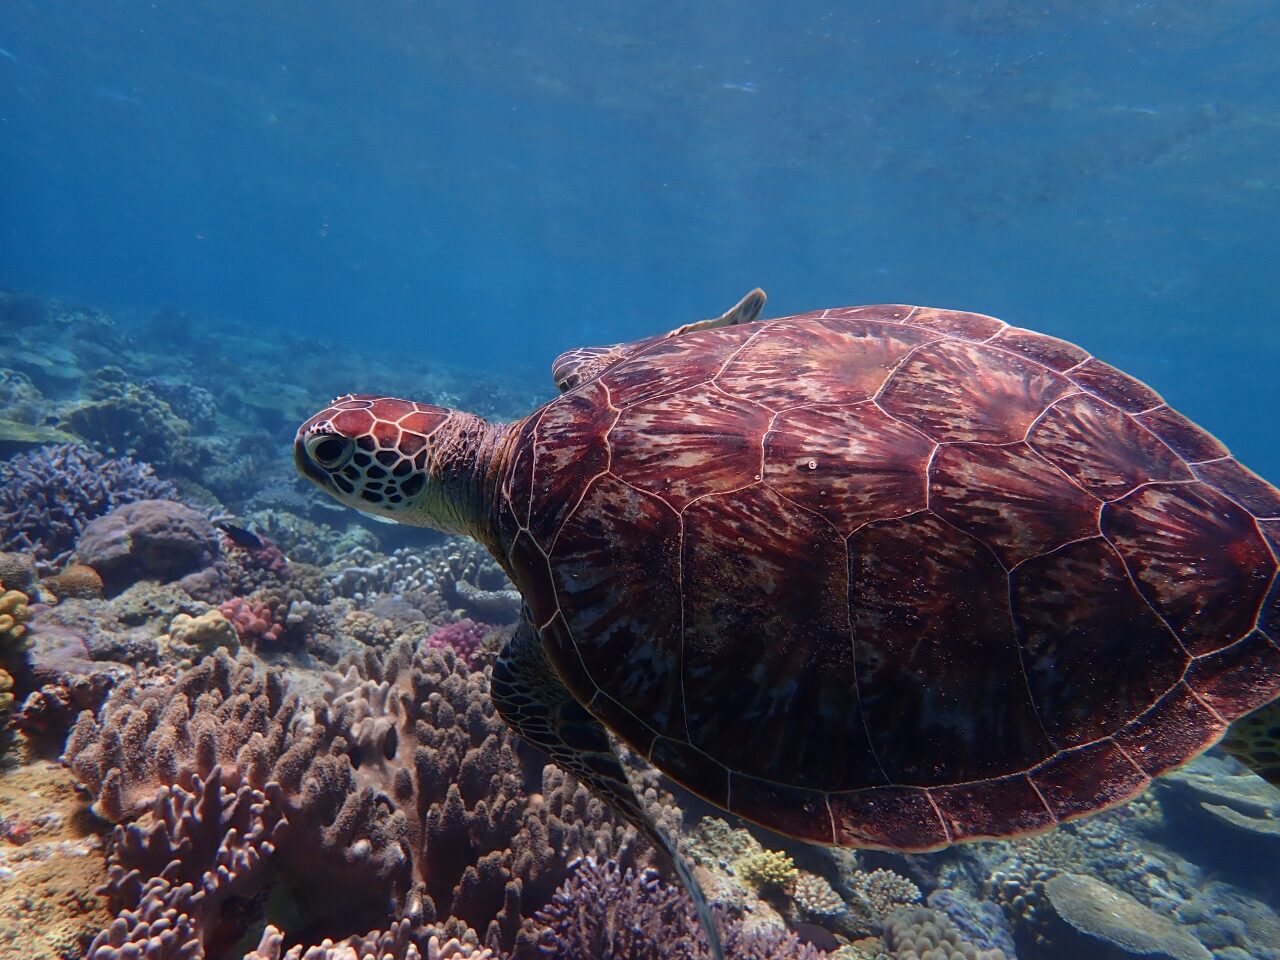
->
1045, 873, 1210, 960
0, 444, 178, 573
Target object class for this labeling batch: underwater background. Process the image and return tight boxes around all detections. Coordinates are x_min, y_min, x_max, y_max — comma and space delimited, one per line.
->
1, 2, 1279, 959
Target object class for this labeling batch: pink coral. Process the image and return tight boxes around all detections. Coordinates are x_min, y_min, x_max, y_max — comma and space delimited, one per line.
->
426, 619, 494, 666
218, 597, 283, 646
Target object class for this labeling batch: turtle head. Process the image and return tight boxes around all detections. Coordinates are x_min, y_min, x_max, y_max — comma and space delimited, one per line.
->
295, 394, 499, 536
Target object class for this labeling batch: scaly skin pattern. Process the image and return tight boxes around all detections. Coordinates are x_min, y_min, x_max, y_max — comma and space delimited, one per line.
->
299, 304, 1280, 852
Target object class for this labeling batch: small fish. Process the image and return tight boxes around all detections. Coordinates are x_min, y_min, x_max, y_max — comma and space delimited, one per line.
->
0, 48, 17, 62
720, 81, 759, 94
216, 521, 264, 550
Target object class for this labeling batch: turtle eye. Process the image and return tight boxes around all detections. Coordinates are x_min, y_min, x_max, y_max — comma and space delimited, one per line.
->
308, 433, 354, 469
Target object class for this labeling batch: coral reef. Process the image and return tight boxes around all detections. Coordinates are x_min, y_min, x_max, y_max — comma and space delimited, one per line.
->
246, 925, 493, 960
63, 366, 195, 468
0, 445, 179, 573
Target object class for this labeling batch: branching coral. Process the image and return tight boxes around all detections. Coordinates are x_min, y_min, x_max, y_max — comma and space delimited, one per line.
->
246, 924, 493, 960
734, 850, 799, 893
218, 598, 284, 647
65, 642, 668, 955
531, 858, 830, 960
425, 619, 496, 667
86, 767, 283, 959
0, 444, 178, 573
848, 868, 922, 920
794, 872, 847, 919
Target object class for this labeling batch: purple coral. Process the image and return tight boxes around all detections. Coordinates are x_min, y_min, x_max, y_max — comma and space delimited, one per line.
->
426, 619, 495, 666
532, 859, 831, 960
0, 444, 177, 573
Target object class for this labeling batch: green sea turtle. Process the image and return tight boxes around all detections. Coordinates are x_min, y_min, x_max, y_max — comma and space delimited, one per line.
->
296, 291, 1280, 954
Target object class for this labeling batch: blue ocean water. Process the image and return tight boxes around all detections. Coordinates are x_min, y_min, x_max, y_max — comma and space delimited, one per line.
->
2, 5, 1280, 960
3, 1, 1278, 471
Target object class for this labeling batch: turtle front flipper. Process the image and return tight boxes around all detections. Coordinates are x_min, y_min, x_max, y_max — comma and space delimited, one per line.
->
1223, 701, 1280, 786
492, 616, 725, 960
549, 289, 767, 392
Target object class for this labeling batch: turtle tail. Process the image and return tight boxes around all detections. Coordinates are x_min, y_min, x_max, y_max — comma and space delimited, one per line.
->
1222, 701, 1280, 786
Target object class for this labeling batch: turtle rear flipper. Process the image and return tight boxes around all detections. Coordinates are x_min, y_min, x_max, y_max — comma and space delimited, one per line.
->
1224, 701, 1280, 786
492, 616, 725, 960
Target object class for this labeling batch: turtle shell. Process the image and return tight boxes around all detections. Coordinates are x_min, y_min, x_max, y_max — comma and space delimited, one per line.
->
494, 304, 1280, 850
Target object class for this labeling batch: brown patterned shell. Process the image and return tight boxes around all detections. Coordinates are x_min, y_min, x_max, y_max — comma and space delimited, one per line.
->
494, 304, 1280, 850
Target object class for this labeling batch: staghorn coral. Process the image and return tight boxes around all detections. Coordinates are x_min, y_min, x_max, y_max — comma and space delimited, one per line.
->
532, 858, 829, 960
1045, 873, 1211, 960
882, 907, 1008, 960
0, 444, 179, 573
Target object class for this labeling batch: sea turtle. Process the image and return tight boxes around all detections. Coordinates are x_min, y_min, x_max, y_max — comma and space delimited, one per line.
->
296, 291, 1280, 955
